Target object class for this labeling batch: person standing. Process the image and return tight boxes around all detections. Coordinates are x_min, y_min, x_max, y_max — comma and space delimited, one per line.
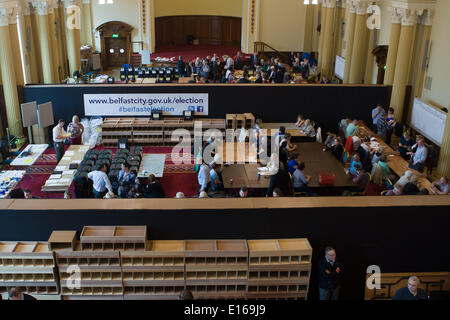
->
376, 112, 389, 142
87, 163, 113, 199
177, 56, 185, 78
393, 276, 428, 300
53, 119, 69, 162
67, 115, 84, 145
371, 104, 385, 132
117, 163, 139, 198
319, 246, 343, 300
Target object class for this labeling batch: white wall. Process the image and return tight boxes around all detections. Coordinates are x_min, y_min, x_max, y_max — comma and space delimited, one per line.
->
259, 0, 307, 52
92, 0, 144, 52
422, 0, 450, 108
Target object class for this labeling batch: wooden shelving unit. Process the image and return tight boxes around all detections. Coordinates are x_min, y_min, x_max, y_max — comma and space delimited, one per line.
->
80, 226, 147, 251
226, 114, 236, 130
121, 240, 185, 300
246, 239, 312, 300
244, 113, 255, 129
0, 242, 59, 297
56, 244, 123, 300
185, 240, 248, 300
101, 117, 225, 146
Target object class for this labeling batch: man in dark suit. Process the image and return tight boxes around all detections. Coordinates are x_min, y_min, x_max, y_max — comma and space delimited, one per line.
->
250, 53, 259, 69
8, 287, 37, 300
177, 56, 185, 78
393, 276, 428, 300
319, 246, 343, 300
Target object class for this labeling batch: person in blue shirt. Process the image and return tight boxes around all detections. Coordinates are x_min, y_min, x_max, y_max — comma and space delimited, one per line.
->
346, 153, 362, 176
293, 162, 311, 194
287, 153, 299, 174
371, 104, 385, 132
118, 163, 139, 198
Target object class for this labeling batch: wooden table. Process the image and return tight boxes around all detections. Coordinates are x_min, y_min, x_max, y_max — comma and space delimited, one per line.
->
264, 123, 307, 139
222, 143, 358, 191
41, 145, 90, 195
0, 170, 26, 198
10, 144, 48, 167
218, 142, 259, 164
357, 124, 432, 192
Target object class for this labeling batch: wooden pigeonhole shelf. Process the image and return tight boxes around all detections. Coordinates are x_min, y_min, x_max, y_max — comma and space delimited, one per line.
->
226, 114, 236, 130
56, 243, 123, 300
80, 226, 147, 251
121, 240, 185, 300
244, 113, 255, 129
235, 114, 245, 129
246, 239, 312, 300
101, 118, 133, 147
0, 241, 59, 296
185, 240, 248, 300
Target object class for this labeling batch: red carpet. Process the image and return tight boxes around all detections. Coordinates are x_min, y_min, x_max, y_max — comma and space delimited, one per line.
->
16, 145, 199, 199
152, 45, 242, 63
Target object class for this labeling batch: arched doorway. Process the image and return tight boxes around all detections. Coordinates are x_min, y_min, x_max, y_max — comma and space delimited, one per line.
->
96, 21, 134, 69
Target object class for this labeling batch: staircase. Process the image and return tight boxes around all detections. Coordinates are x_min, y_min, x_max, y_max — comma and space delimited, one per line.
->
254, 42, 290, 64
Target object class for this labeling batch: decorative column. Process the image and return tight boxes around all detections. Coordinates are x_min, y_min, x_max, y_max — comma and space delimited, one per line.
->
81, 0, 93, 48
437, 107, 450, 178
343, 1, 356, 83
30, 5, 43, 83
47, 0, 61, 82
336, 0, 346, 57
65, 0, 81, 75
317, 5, 328, 73
321, 0, 337, 78
240, 0, 259, 54
21, 0, 39, 84
0, 5, 24, 137
58, 0, 69, 78
414, 9, 433, 98
390, 9, 418, 121
34, 0, 57, 83
364, 27, 377, 84
348, 0, 369, 84
303, 2, 315, 53
384, 8, 402, 85
7, 5, 25, 86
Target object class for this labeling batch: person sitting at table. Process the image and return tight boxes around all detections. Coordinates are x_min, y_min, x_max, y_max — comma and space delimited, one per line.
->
24, 189, 39, 199
67, 115, 84, 145
351, 164, 367, 187
371, 146, 385, 166
296, 114, 305, 129
254, 71, 263, 83
384, 185, 403, 196
430, 177, 449, 195
225, 66, 235, 83
345, 119, 358, 139
273, 187, 284, 197
403, 176, 421, 195
340, 117, 351, 130
324, 137, 344, 161
142, 174, 165, 198
210, 163, 224, 192
301, 119, 316, 138
395, 170, 415, 189
378, 155, 390, 180
398, 130, 414, 160
293, 162, 312, 195
346, 154, 362, 176
9, 188, 25, 199
287, 153, 299, 174
282, 133, 297, 153
118, 163, 139, 198
88, 163, 113, 199
366, 159, 387, 195
408, 136, 427, 173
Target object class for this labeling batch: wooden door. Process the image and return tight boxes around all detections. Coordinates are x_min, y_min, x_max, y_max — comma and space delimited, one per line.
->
105, 37, 128, 67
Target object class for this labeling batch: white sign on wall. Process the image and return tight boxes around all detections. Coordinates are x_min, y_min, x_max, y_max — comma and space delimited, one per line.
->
84, 93, 209, 116
410, 97, 447, 146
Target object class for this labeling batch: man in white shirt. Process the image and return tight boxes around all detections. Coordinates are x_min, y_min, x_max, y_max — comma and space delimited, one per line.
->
52, 119, 68, 162
87, 163, 113, 198
197, 161, 211, 193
